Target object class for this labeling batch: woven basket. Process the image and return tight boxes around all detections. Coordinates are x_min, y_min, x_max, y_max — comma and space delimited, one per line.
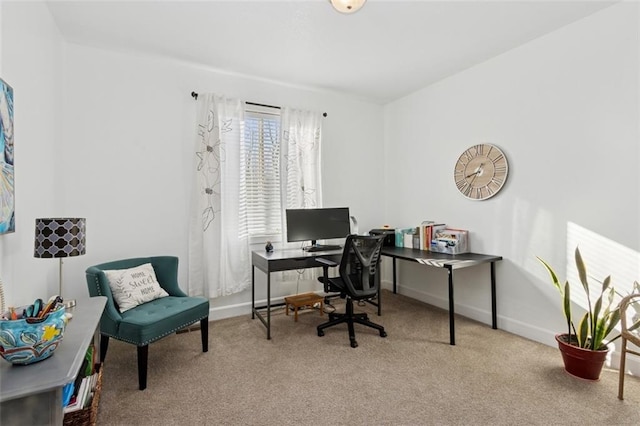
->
63, 367, 103, 426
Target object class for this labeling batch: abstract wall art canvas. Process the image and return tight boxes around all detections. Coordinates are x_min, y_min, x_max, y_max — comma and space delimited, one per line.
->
0, 78, 14, 234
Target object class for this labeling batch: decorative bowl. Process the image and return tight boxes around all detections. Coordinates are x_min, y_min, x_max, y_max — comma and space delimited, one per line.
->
0, 306, 66, 365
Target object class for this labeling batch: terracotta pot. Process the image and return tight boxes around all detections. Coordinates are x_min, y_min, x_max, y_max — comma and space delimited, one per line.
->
555, 333, 608, 381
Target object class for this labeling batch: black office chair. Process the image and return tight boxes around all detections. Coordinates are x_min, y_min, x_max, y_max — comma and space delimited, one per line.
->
316, 234, 387, 348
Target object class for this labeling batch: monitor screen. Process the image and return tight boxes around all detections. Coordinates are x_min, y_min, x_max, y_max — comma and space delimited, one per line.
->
286, 207, 351, 244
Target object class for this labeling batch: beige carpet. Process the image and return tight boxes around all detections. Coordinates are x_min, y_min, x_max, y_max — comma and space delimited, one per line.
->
97, 290, 640, 425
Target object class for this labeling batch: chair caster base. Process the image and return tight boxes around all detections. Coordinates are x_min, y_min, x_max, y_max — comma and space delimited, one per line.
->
380, 330, 387, 338
318, 329, 325, 337
350, 340, 358, 348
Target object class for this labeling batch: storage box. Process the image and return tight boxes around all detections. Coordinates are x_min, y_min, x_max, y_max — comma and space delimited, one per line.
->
429, 228, 469, 255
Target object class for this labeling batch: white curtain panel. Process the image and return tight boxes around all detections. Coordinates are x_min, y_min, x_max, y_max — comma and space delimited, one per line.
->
280, 107, 323, 214
188, 94, 250, 298
279, 107, 323, 280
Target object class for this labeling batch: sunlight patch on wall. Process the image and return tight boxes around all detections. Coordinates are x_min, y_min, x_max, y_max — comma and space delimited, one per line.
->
566, 222, 640, 311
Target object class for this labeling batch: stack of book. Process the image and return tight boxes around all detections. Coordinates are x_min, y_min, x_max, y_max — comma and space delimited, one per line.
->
393, 221, 469, 254
63, 345, 99, 414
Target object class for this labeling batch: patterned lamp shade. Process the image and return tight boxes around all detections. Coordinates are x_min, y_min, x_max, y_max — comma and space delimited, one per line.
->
34, 218, 86, 258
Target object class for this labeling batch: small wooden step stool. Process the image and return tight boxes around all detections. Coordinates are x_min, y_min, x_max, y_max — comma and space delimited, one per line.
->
284, 292, 324, 322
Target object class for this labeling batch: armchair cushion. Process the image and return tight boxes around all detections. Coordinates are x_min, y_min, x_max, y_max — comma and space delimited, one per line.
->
104, 263, 168, 312
117, 296, 209, 345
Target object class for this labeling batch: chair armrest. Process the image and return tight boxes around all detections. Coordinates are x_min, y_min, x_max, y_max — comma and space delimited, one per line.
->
316, 257, 339, 293
316, 258, 338, 268
620, 293, 640, 337
85, 267, 123, 329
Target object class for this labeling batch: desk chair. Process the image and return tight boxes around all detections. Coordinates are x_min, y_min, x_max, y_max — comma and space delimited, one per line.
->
86, 256, 209, 390
316, 234, 386, 348
618, 292, 640, 400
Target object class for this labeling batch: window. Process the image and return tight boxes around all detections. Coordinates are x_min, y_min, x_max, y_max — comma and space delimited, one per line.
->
244, 106, 281, 240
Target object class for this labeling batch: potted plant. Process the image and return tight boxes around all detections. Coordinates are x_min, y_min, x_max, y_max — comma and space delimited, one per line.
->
537, 246, 625, 380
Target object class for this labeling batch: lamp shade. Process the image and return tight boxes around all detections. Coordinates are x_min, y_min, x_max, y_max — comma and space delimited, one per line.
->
329, 0, 366, 14
34, 218, 86, 258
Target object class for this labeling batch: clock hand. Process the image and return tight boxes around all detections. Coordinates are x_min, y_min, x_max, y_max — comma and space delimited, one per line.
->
468, 172, 479, 187
465, 162, 485, 179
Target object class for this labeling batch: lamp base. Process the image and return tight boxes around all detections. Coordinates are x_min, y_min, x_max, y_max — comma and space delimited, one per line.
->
64, 299, 77, 309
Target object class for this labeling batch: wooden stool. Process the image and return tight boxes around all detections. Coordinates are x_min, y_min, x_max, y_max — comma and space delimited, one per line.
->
284, 293, 324, 322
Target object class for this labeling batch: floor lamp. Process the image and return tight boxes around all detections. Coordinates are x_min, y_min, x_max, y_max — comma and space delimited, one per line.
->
34, 218, 86, 309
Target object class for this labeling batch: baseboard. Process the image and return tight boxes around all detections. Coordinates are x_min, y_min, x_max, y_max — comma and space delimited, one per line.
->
207, 292, 326, 321
382, 281, 493, 325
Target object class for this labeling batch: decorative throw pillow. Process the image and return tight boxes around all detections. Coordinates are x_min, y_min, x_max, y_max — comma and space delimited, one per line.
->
104, 263, 169, 313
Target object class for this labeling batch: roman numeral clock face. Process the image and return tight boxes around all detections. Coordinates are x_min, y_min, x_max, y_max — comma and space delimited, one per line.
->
454, 144, 509, 200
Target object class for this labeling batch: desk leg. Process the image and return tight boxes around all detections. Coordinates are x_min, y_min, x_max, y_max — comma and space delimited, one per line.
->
392, 258, 397, 294
266, 271, 271, 340
447, 267, 455, 346
491, 262, 497, 329
251, 266, 255, 319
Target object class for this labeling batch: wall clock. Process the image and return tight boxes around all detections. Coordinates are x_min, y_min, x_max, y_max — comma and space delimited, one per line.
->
454, 143, 508, 200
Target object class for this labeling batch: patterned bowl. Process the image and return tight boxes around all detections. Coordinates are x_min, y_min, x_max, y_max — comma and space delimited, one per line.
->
0, 306, 66, 365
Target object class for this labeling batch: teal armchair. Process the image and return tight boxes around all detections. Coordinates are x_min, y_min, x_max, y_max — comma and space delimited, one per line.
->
86, 256, 209, 390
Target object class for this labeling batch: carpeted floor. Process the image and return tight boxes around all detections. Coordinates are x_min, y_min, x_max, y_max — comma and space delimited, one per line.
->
97, 290, 640, 425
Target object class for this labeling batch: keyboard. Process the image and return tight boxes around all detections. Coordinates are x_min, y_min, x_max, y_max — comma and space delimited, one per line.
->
306, 245, 342, 252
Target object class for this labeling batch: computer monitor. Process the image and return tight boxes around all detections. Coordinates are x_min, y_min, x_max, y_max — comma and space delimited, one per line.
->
286, 207, 351, 250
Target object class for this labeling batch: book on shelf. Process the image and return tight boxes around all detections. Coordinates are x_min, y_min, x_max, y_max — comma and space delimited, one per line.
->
63, 371, 98, 413
418, 221, 445, 251
64, 377, 87, 413
84, 344, 95, 376
418, 223, 427, 250
63, 344, 100, 414
394, 227, 416, 248
403, 230, 413, 248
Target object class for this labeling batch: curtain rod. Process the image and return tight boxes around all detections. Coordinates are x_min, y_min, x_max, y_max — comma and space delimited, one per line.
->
190, 91, 327, 117
246, 101, 280, 110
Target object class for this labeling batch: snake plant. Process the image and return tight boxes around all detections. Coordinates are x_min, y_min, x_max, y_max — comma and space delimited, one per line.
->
537, 247, 622, 351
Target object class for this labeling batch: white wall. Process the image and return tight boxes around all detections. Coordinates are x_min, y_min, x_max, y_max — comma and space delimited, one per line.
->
0, 1, 62, 306
383, 2, 639, 371
53, 42, 383, 316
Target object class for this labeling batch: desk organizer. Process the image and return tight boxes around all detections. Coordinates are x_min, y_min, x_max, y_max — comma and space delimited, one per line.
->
0, 306, 66, 365
430, 228, 469, 255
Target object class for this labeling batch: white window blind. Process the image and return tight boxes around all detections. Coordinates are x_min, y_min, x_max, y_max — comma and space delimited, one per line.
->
244, 108, 282, 239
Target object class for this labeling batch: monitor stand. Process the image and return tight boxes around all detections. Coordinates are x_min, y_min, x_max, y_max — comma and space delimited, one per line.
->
304, 240, 342, 252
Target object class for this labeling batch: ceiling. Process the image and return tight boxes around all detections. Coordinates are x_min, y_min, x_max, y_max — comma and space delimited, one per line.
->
45, 0, 615, 104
